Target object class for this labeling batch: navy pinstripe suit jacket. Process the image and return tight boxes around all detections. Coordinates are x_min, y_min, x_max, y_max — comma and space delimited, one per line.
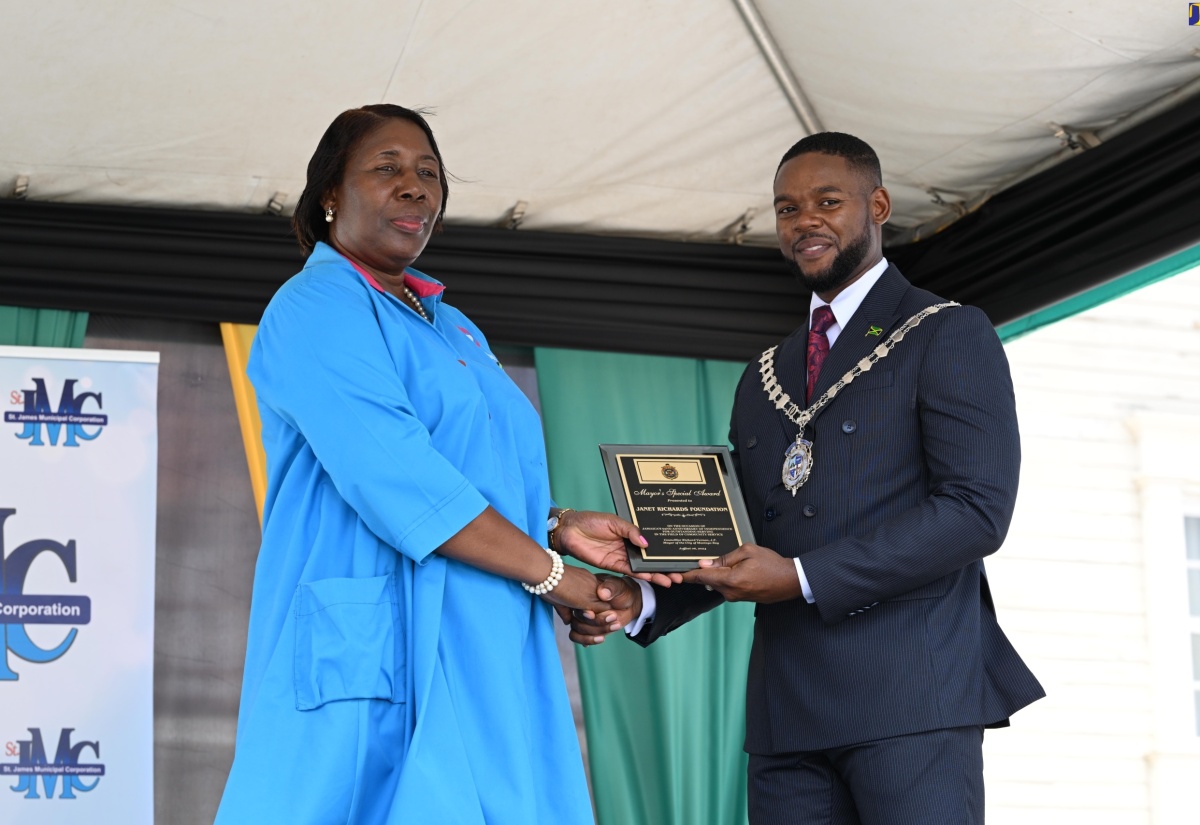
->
634, 265, 1044, 753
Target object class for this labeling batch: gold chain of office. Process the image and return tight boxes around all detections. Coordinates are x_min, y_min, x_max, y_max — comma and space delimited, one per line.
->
762, 301, 959, 494
758, 301, 960, 431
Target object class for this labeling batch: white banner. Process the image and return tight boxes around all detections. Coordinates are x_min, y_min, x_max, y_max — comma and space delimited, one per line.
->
0, 345, 158, 824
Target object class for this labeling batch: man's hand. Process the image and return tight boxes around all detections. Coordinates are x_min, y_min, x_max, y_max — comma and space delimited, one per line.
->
679, 544, 802, 604
554, 574, 644, 646
556, 510, 682, 588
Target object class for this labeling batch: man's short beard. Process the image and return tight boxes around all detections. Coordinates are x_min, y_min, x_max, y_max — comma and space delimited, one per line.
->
783, 227, 873, 296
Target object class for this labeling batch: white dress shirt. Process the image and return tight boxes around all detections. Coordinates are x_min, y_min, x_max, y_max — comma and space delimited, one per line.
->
626, 258, 890, 634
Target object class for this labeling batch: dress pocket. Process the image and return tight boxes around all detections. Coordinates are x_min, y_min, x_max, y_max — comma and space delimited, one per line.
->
293, 574, 405, 711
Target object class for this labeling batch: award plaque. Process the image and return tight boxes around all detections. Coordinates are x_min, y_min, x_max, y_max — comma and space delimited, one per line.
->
599, 444, 756, 572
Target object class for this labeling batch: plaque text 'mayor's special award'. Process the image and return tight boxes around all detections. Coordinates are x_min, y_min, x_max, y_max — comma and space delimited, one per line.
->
599, 444, 756, 573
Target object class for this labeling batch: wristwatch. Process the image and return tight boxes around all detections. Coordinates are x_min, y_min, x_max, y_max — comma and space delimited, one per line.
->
546, 508, 574, 552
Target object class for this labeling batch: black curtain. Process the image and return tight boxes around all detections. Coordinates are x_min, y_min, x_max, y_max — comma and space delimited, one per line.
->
886, 87, 1200, 322
0, 201, 800, 361
2, 90, 1198, 361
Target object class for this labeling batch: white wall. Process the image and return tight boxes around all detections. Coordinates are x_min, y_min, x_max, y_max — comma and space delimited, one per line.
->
985, 267, 1200, 825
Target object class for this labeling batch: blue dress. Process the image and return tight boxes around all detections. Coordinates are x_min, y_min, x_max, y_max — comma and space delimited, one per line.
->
215, 242, 593, 825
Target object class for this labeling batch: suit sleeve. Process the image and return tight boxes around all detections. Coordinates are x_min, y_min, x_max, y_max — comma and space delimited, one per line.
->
803, 306, 1021, 623
728, 362, 754, 488
630, 582, 725, 646
250, 273, 489, 564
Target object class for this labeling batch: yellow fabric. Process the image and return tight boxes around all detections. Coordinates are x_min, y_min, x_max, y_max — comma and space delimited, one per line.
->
220, 322, 267, 525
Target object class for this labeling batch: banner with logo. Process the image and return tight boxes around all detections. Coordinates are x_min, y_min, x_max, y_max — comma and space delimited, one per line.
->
0, 345, 158, 824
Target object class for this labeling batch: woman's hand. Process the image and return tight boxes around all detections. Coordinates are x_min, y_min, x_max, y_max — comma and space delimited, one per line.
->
539, 564, 613, 617
556, 510, 682, 588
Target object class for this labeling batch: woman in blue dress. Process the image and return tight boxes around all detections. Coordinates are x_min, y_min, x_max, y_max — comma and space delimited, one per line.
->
215, 105, 657, 824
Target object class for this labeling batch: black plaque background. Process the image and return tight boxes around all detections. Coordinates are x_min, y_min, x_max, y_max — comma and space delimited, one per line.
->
599, 444, 756, 573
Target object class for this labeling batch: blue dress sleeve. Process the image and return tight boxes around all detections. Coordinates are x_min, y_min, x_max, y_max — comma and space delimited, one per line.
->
249, 269, 489, 564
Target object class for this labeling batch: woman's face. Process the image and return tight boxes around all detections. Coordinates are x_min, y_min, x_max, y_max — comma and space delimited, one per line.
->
325, 118, 444, 281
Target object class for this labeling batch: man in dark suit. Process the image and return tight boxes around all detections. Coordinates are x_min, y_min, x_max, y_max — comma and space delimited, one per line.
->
572, 133, 1044, 824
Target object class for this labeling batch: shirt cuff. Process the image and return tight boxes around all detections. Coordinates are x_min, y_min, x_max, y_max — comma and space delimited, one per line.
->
624, 578, 657, 636
794, 557, 815, 603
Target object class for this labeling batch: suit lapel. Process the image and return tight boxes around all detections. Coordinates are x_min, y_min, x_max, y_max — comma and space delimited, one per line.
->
758, 265, 913, 440
764, 326, 809, 441
809, 265, 911, 401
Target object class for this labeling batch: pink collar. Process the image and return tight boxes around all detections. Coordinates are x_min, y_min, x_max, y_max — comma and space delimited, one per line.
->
344, 258, 445, 298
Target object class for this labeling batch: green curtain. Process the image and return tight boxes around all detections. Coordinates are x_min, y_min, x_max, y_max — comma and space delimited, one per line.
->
535, 347, 752, 825
0, 306, 88, 347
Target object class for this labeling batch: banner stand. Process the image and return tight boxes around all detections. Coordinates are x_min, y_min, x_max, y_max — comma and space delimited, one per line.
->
0, 345, 158, 824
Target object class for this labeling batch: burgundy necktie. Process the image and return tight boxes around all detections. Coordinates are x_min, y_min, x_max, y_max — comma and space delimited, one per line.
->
806, 305, 836, 403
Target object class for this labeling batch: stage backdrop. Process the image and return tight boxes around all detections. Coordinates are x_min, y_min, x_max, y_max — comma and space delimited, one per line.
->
0, 344, 158, 824
536, 347, 754, 825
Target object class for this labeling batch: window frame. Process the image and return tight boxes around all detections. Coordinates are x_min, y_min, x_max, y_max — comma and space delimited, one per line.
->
1130, 413, 1200, 751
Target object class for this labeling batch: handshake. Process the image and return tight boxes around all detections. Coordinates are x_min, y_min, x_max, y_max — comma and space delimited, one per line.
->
550, 573, 648, 647
543, 509, 803, 646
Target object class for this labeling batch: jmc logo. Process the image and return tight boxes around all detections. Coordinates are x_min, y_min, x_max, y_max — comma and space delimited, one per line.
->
0, 509, 91, 681
5, 378, 107, 447
3, 728, 104, 799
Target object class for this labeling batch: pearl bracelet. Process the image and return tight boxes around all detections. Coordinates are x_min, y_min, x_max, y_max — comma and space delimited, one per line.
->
522, 548, 565, 595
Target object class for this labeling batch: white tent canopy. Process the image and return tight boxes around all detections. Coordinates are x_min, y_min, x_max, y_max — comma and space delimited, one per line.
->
3, 1, 1198, 246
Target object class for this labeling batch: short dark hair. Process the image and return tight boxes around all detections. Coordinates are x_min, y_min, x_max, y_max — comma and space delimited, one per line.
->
777, 132, 882, 189
292, 104, 449, 256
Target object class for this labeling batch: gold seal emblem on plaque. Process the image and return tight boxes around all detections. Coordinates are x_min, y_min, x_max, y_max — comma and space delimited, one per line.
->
660, 464, 679, 480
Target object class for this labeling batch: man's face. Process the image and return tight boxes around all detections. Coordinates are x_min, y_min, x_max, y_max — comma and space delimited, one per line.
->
773, 152, 890, 298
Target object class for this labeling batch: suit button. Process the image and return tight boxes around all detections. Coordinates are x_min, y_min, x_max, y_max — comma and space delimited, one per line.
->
842, 420, 857, 434
764, 507, 776, 521
747, 436, 758, 448
802, 504, 817, 517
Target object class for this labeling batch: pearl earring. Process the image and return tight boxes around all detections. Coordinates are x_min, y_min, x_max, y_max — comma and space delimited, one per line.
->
325, 207, 334, 223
